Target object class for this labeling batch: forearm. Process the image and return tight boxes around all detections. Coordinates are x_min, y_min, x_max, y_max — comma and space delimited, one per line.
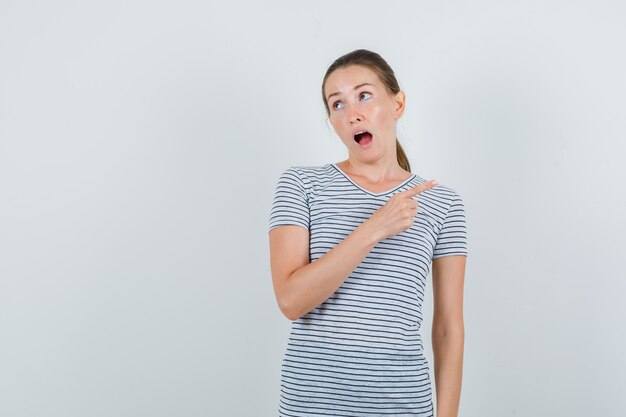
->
282, 222, 380, 320
432, 323, 464, 417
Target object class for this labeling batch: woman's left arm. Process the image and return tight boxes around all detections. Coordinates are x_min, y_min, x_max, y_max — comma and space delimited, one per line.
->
431, 254, 467, 417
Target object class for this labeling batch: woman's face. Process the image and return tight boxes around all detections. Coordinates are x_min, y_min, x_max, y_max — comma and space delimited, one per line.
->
324, 65, 405, 161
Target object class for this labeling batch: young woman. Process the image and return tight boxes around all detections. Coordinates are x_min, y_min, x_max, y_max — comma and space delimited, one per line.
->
268, 49, 468, 417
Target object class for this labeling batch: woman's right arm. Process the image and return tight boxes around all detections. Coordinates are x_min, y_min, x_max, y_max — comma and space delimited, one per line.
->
268, 178, 437, 320
268, 221, 381, 320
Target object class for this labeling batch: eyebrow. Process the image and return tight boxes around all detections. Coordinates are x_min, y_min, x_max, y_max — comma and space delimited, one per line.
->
326, 83, 374, 103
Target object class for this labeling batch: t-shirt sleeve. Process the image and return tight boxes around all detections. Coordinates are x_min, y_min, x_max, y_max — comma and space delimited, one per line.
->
432, 192, 468, 259
268, 166, 310, 232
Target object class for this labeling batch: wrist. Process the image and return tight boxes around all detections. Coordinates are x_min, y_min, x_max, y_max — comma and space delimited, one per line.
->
355, 220, 382, 247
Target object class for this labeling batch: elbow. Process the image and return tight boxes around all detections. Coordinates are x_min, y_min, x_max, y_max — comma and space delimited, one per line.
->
274, 271, 306, 321
432, 320, 465, 339
280, 307, 301, 321
283, 310, 300, 321
277, 296, 302, 321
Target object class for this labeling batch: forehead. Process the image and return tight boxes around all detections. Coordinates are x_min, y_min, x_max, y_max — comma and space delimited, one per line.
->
324, 65, 381, 95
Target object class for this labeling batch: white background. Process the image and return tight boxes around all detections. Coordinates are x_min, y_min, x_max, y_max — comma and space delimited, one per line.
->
1, 1, 625, 416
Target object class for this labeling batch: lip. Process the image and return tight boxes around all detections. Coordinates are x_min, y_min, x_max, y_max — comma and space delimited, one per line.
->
352, 127, 371, 138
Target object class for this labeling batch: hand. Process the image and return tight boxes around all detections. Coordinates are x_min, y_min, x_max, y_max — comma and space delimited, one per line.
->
365, 179, 439, 242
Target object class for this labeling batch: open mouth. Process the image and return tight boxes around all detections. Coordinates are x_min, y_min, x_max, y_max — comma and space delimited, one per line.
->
354, 131, 373, 146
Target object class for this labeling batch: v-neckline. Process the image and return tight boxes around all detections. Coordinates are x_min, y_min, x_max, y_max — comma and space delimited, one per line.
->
330, 163, 416, 197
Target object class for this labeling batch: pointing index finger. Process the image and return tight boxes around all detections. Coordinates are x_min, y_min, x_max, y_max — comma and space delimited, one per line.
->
402, 179, 439, 197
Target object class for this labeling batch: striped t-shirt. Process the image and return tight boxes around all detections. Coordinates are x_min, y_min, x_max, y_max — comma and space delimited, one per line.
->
268, 163, 468, 417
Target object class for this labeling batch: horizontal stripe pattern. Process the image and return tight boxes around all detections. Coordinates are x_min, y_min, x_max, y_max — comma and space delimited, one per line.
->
269, 164, 468, 416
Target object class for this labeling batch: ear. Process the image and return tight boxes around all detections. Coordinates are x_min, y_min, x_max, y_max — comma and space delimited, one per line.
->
393, 90, 406, 119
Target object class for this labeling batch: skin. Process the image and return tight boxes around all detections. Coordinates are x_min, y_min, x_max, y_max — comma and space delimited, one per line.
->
325, 64, 411, 186
268, 64, 466, 417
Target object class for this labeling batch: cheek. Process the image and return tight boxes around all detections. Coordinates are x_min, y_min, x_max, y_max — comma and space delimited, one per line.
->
328, 114, 339, 127
329, 116, 349, 138
370, 105, 392, 126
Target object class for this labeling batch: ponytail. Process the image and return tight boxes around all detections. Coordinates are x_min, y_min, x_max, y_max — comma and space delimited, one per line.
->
396, 139, 411, 172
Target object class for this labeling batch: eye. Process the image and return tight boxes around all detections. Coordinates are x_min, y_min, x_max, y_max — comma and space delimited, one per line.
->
332, 101, 344, 110
359, 92, 372, 101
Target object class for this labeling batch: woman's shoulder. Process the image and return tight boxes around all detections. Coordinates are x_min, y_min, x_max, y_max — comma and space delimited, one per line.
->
273, 163, 337, 200
408, 175, 464, 224
285, 162, 333, 174
278, 163, 335, 183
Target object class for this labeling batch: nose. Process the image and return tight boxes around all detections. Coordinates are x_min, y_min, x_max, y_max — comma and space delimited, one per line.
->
347, 105, 363, 125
